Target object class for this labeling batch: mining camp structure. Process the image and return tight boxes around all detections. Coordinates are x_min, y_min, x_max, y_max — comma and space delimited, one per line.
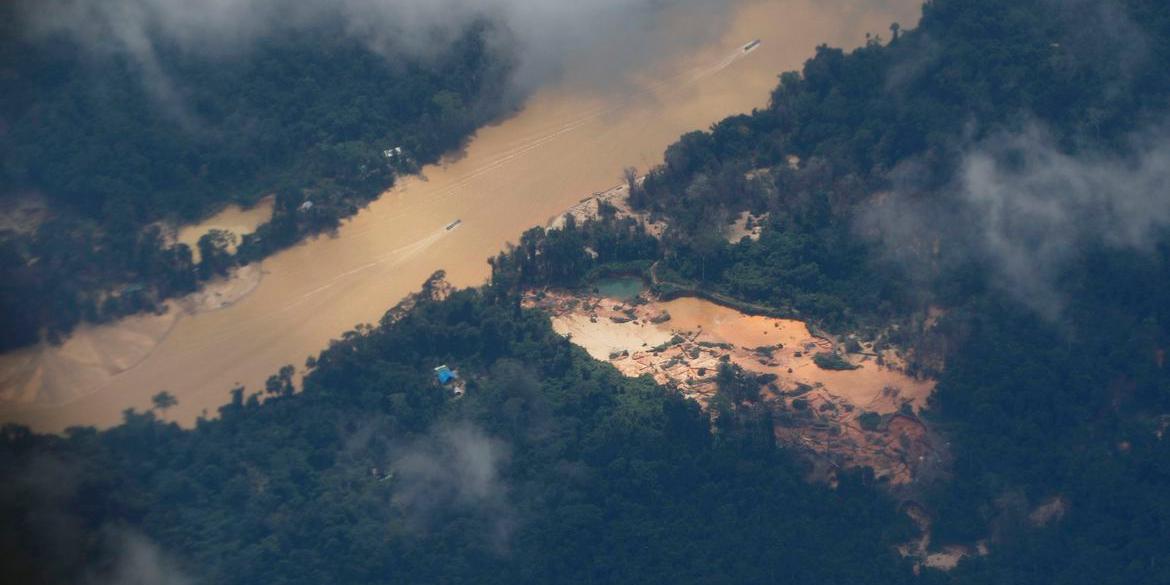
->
433, 364, 465, 397
434, 365, 457, 384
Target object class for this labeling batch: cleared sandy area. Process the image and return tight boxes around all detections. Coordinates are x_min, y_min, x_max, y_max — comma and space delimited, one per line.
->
551, 313, 674, 361
531, 292, 933, 413
899, 502, 991, 574
663, 297, 810, 349
551, 182, 669, 238
527, 289, 940, 484
726, 211, 767, 242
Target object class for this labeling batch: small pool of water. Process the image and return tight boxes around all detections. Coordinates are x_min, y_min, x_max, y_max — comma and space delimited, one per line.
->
595, 277, 644, 301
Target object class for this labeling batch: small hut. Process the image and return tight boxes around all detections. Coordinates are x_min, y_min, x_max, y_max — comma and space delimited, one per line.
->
434, 365, 457, 385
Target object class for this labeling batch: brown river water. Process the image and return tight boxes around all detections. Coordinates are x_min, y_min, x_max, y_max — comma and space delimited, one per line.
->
0, 0, 921, 431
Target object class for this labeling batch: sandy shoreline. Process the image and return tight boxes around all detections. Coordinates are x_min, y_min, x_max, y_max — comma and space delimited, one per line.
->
173, 196, 275, 262
549, 182, 668, 237
0, 264, 265, 409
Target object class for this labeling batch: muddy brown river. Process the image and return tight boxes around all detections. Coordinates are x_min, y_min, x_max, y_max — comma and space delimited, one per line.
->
0, 0, 921, 431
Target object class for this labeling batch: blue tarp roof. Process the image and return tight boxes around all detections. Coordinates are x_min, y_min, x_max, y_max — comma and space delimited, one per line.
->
434, 365, 456, 384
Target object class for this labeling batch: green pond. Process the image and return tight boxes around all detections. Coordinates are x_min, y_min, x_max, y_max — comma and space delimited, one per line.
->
595, 277, 644, 301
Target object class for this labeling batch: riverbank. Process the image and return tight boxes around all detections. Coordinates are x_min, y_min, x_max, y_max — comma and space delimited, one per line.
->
0, 0, 924, 432
173, 196, 276, 263
0, 264, 265, 408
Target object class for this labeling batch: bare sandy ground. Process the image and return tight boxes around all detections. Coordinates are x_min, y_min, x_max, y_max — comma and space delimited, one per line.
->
658, 297, 934, 412
899, 502, 991, 574
532, 292, 933, 413
726, 211, 767, 242
550, 313, 674, 360
550, 182, 669, 238
527, 289, 939, 484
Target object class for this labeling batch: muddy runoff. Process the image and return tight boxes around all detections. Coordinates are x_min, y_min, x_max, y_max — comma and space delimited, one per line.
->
0, 0, 922, 432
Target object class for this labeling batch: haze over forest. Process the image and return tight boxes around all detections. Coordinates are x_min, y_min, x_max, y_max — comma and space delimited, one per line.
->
2, 1, 1170, 584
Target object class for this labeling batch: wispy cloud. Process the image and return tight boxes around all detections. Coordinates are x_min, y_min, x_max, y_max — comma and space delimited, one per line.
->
14, 0, 734, 96
87, 529, 194, 585
3, 453, 195, 585
392, 421, 514, 550
863, 122, 1170, 317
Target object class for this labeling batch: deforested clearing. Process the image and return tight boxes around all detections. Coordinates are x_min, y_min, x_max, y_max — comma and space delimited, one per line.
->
525, 288, 940, 485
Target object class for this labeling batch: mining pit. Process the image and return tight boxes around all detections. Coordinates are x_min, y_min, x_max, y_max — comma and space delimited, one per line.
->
524, 288, 942, 485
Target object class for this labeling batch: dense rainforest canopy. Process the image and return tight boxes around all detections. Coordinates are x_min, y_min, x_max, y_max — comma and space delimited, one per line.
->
1, 276, 921, 585
623, 0, 1170, 581
633, 0, 1170, 328
0, 9, 514, 349
4, 0, 1170, 583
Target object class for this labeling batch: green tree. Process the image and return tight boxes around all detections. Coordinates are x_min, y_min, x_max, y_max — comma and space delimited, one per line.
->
196, 229, 237, 280
265, 364, 296, 397
151, 390, 178, 415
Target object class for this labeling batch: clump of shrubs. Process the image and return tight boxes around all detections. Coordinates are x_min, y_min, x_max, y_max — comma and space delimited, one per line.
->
858, 411, 882, 431
813, 352, 860, 371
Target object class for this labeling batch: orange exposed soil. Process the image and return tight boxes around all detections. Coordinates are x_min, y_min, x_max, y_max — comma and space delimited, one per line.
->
524, 288, 942, 484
